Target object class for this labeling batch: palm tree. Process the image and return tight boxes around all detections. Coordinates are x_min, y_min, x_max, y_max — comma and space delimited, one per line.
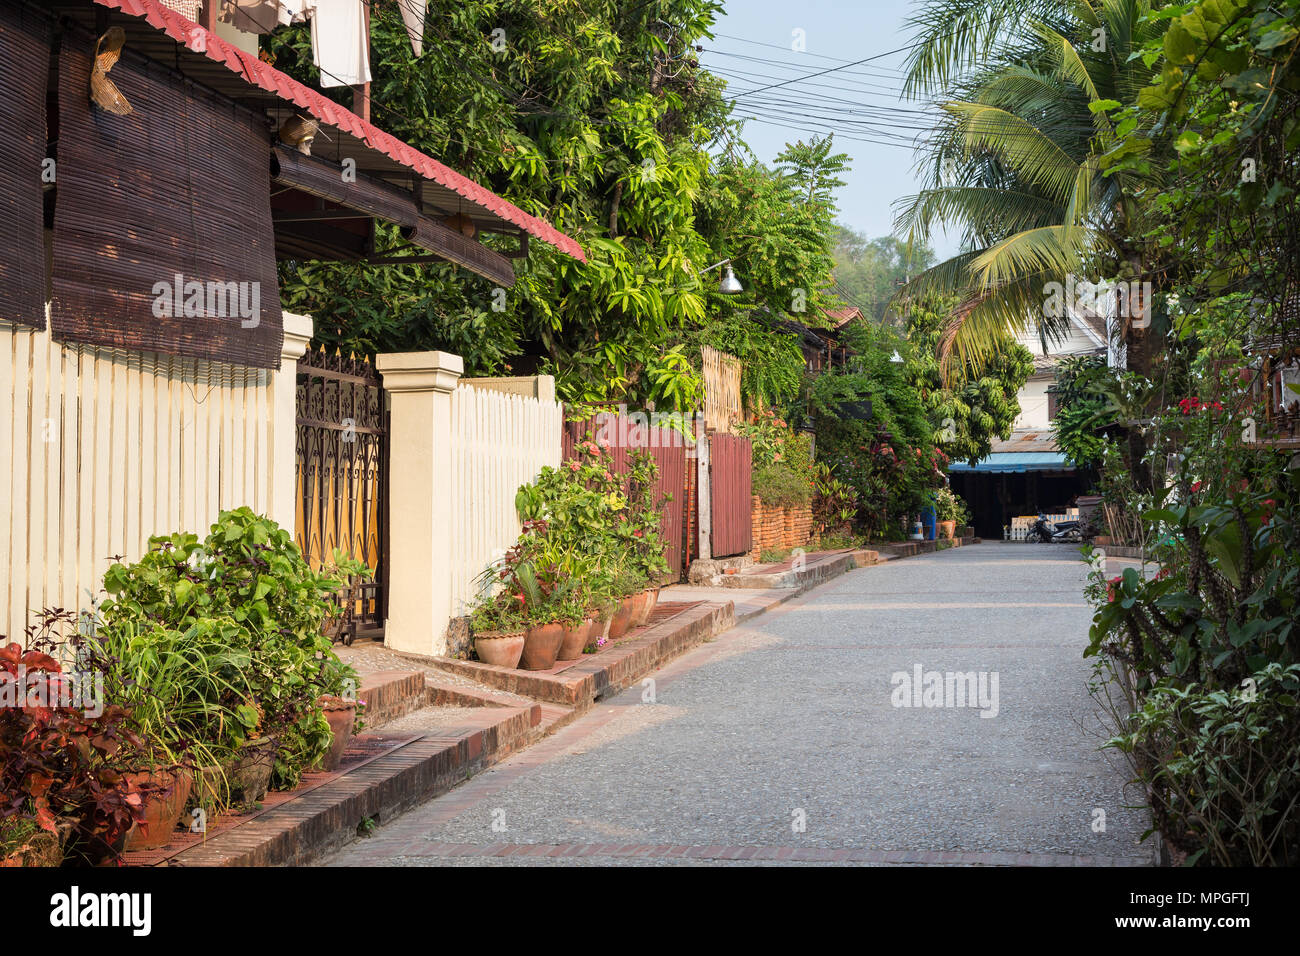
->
895, 0, 1165, 380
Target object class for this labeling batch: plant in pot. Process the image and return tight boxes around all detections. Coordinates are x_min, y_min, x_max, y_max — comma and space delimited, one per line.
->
94, 509, 363, 806
1, 612, 147, 866
468, 592, 528, 668
550, 578, 597, 662
932, 486, 968, 541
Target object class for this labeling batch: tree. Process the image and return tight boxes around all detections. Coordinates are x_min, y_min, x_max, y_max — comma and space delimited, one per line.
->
904, 293, 1034, 464
831, 228, 935, 325
269, 0, 730, 410
896, 0, 1167, 379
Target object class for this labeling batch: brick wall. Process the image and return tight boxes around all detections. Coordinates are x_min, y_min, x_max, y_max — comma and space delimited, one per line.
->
749, 495, 814, 560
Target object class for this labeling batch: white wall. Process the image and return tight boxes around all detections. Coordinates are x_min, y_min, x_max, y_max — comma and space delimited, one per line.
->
0, 314, 310, 640
1014, 377, 1053, 430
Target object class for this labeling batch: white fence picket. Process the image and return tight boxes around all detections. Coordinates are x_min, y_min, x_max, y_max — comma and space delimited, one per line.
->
0, 321, 283, 639
446, 383, 562, 620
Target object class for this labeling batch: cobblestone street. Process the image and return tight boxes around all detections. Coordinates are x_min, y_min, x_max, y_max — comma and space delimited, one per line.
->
327, 544, 1153, 866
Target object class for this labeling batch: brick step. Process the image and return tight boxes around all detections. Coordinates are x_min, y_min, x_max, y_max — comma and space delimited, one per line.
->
357, 670, 427, 729
431, 601, 734, 709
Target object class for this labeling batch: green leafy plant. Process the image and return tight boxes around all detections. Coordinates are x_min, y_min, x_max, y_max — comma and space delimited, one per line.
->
94, 508, 364, 793
0, 610, 147, 866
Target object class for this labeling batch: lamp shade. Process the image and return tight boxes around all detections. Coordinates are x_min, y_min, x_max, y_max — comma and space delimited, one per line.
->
719, 263, 743, 295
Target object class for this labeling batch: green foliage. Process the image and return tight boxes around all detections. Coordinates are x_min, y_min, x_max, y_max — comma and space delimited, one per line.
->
1049, 355, 1116, 467
1108, 663, 1300, 866
904, 292, 1032, 464
807, 322, 942, 537
752, 463, 813, 508
831, 228, 935, 325
95, 508, 363, 792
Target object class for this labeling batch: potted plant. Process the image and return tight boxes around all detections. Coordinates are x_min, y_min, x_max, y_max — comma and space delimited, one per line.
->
469, 594, 527, 668
314, 695, 357, 772
553, 583, 596, 662
1, 617, 147, 865
93, 509, 365, 800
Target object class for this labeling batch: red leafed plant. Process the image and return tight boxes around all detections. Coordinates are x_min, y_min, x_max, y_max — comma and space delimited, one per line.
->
0, 610, 146, 865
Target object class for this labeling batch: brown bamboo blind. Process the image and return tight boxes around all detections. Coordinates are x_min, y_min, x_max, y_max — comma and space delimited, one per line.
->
50, 30, 284, 368
0, 3, 51, 330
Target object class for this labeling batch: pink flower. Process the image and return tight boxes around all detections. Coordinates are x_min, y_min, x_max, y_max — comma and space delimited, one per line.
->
568, 461, 580, 472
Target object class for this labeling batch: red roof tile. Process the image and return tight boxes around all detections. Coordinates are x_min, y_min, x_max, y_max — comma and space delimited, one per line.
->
92, 0, 586, 262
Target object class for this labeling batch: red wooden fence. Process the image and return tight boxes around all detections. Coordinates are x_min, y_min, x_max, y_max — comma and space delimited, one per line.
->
710, 431, 753, 557
561, 411, 689, 577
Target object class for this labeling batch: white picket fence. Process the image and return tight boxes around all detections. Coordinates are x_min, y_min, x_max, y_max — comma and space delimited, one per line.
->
447, 383, 563, 619
1006, 511, 1078, 541
0, 316, 305, 641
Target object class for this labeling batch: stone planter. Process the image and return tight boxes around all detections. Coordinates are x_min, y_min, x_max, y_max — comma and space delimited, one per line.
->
520, 622, 564, 670
316, 697, 357, 772
1093, 535, 1113, 547
475, 630, 526, 668
557, 618, 596, 661
123, 768, 193, 851
228, 737, 278, 805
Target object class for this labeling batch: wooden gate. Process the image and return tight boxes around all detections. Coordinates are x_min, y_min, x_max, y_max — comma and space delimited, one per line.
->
562, 411, 689, 578
710, 432, 753, 557
295, 346, 387, 642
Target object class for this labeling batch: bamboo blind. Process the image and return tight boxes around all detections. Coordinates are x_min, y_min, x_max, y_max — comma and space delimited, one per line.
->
50, 28, 284, 368
0, 3, 50, 329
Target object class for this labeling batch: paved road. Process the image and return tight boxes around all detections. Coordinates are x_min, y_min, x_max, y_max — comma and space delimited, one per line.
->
328, 543, 1153, 866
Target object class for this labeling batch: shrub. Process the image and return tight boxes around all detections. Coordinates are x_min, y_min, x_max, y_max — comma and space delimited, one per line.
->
753, 462, 812, 508
94, 508, 363, 792
0, 611, 146, 865
1107, 663, 1300, 866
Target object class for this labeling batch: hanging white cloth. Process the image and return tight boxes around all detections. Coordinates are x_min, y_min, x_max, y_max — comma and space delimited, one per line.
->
278, 0, 308, 25
396, 0, 428, 57
307, 0, 371, 88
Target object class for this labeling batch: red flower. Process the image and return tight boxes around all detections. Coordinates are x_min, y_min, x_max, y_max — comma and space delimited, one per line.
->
1190, 481, 1202, 493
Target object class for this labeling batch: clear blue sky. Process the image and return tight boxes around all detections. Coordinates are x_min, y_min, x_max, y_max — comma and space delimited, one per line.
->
700, 0, 958, 259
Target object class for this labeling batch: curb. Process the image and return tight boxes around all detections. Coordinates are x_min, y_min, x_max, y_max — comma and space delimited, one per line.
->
164, 704, 540, 867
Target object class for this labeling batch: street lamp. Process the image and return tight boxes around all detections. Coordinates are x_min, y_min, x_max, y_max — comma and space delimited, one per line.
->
700, 258, 743, 295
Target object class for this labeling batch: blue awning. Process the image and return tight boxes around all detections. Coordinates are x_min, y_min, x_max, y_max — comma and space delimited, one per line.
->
948, 452, 1073, 473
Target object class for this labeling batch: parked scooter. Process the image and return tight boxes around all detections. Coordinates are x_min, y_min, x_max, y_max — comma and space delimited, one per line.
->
1029, 513, 1088, 543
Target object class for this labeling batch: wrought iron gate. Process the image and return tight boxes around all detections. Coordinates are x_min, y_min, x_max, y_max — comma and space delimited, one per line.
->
295, 346, 387, 643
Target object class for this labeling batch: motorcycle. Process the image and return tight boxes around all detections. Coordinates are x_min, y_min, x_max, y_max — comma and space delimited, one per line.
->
1029, 513, 1088, 543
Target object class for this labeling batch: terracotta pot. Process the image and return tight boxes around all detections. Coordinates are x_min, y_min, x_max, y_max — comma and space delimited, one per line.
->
632, 587, 660, 626
123, 769, 193, 851
607, 597, 636, 640
557, 618, 596, 661
520, 622, 564, 670
938, 520, 956, 540
316, 699, 357, 772
475, 630, 526, 668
